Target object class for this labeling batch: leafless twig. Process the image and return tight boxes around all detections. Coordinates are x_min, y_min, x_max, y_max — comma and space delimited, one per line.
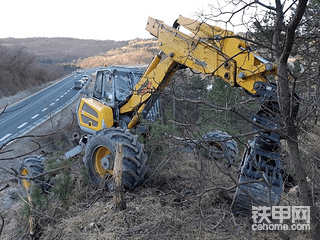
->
0, 141, 52, 161
0, 184, 10, 192
18, 165, 69, 181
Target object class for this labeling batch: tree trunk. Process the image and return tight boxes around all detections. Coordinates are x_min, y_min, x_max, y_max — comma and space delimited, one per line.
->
278, 57, 320, 240
286, 124, 320, 238
113, 143, 127, 211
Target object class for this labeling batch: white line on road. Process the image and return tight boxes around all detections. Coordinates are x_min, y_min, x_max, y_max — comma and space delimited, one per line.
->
60, 95, 64, 98
0, 76, 74, 126
0, 133, 11, 142
31, 114, 39, 119
42, 107, 48, 112
49, 103, 55, 106
55, 98, 60, 102
17, 122, 28, 129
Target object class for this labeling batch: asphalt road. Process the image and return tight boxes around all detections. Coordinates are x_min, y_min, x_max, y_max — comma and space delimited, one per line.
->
0, 70, 93, 148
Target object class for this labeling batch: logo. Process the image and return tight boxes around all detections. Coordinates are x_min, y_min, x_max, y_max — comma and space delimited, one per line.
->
251, 206, 310, 231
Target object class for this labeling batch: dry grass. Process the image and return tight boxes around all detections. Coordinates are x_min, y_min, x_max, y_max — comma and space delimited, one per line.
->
1, 71, 317, 240
9, 150, 312, 240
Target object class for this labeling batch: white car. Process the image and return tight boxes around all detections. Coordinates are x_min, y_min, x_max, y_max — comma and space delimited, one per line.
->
74, 79, 84, 89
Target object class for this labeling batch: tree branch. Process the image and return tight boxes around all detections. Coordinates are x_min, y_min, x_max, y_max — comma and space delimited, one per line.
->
255, 0, 276, 11
0, 141, 52, 161
280, 0, 308, 63
173, 96, 284, 136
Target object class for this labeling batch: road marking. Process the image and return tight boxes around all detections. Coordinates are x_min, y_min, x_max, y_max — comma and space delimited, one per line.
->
0, 133, 11, 142
42, 107, 48, 112
49, 103, 55, 106
60, 95, 64, 98
0, 76, 75, 125
31, 114, 39, 119
17, 122, 28, 129
55, 98, 60, 102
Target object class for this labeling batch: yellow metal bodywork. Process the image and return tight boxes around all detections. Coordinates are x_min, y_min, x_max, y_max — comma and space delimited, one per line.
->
94, 146, 113, 177
78, 98, 113, 133
21, 167, 31, 191
120, 57, 179, 115
146, 15, 277, 94
78, 15, 277, 132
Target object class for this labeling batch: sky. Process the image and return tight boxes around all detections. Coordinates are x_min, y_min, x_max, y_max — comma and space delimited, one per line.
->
1, 0, 218, 41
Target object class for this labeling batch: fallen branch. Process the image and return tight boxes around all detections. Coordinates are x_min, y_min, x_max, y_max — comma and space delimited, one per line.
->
198, 178, 264, 197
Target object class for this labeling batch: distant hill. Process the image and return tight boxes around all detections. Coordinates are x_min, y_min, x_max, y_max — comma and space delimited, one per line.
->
76, 38, 159, 68
0, 37, 129, 64
0, 37, 159, 97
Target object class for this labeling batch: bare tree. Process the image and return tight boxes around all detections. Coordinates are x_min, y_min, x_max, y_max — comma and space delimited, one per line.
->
189, 0, 320, 238
274, 1, 320, 237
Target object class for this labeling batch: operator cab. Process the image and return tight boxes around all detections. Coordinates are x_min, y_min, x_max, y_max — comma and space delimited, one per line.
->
93, 67, 144, 108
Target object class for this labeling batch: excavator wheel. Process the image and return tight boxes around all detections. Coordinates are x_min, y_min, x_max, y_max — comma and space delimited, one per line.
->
231, 139, 283, 215
18, 155, 50, 194
83, 127, 147, 190
202, 130, 239, 165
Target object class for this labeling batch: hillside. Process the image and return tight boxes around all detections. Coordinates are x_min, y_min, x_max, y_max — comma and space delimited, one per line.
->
0, 37, 156, 97
0, 37, 129, 64
0, 40, 315, 239
76, 38, 159, 68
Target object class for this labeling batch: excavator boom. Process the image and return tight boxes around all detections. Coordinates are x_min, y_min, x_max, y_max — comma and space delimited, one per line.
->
75, 16, 287, 214
145, 15, 277, 94
117, 15, 279, 130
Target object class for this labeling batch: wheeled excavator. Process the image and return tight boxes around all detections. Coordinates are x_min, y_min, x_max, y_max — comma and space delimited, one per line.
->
18, 15, 287, 214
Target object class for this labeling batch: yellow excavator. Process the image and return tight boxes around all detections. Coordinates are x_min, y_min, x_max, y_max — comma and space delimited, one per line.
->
19, 15, 284, 214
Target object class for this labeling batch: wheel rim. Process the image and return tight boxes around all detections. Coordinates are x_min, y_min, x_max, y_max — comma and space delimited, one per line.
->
21, 168, 31, 191
94, 146, 113, 178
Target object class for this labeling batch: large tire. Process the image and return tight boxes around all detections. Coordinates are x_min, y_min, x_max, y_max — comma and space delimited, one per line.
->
231, 139, 283, 215
83, 128, 147, 190
201, 130, 239, 165
18, 155, 50, 193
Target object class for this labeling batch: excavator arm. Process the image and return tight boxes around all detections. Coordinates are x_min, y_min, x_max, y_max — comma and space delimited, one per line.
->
145, 15, 277, 94
124, 16, 284, 214
77, 16, 287, 214
118, 15, 278, 131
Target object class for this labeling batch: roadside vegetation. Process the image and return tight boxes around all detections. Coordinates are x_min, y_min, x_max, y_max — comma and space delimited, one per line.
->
0, 37, 156, 98
0, 45, 63, 97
